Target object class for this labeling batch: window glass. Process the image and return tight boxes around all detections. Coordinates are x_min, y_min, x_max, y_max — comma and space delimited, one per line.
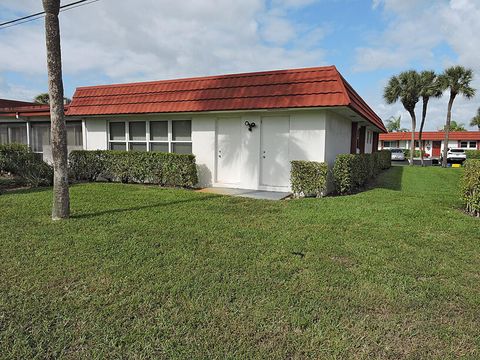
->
460, 141, 468, 148
9, 124, 27, 144
110, 142, 126, 151
150, 143, 169, 152
172, 120, 191, 141
172, 143, 192, 154
129, 122, 146, 141
383, 141, 392, 147
469, 141, 476, 148
67, 122, 83, 146
31, 123, 50, 152
150, 121, 168, 141
0, 125, 7, 145
129, 142, 147, 151
110, 122, 125, 140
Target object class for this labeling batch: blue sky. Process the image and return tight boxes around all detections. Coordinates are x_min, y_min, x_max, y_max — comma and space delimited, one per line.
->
0, 0, 479, 130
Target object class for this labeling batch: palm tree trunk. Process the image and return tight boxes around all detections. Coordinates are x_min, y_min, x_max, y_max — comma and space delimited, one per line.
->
442, 94, 456, 168
43, 0, 70, 220
419, 97, 428, 166
408, 110, 416, 165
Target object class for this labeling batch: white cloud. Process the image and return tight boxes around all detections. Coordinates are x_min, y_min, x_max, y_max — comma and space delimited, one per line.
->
358, 0, 480, 130
0, 0, 326, 92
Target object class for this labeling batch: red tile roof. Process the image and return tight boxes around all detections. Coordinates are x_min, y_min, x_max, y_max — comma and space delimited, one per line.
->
380, 131, 480, 141
68, 66, 386, 132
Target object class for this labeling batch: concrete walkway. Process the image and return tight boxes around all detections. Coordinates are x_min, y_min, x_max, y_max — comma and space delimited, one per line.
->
197, 187, 291, 200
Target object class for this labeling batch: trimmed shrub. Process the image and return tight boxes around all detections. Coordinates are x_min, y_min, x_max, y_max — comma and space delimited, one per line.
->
403, 149, 422, 158
290, 160, 328, 198
465, 150, 480, 159
69, 150, 198, 188
461, 159, 480, 217
377, 150, 392, 170
333, 150, 391, 195
0, 144, 53, 186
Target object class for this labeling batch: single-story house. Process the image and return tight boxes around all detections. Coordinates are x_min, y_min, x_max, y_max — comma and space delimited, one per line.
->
0, 65, 386, 192
379, 131, 480, 157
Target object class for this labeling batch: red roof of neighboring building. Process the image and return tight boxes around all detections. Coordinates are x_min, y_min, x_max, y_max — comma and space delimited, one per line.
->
0, 104, 53, 117
68, 66, 387, 132
0, 98, 36, 108
379, 131, 480, 141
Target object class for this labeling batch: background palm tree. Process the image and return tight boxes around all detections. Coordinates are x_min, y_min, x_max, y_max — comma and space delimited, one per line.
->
447, 120, 466, 132
470, 107, 480, 130
438, 66, 476, 167
384, 70, 422, 165
418, 70, 442, 166
34, 92, 71, 105
43, 0, 70, 220
385, 115, 408, 132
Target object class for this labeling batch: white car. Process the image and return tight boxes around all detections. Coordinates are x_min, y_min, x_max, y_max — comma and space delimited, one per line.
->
390, 148, 405, 161
446, 148, 467, 163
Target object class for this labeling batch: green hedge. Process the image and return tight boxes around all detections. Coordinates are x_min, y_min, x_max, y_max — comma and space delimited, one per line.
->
461, 159, 480, 217
0, 144, 53, 186
333, 150, 391, 195
403, 149, 422, 158
69, 150, 198, 187
290, 160, 328, 198
465, 150, 480, 159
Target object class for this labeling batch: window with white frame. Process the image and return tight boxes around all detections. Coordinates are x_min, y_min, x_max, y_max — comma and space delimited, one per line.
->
459, 140, 477, 149
383, 140, 394, 148
108, 120, 192, 154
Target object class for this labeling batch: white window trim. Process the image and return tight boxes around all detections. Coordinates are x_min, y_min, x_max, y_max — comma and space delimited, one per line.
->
108, 119, 192, 153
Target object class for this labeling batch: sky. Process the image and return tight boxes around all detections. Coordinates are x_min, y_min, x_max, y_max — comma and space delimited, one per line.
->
0, 0, 479, 130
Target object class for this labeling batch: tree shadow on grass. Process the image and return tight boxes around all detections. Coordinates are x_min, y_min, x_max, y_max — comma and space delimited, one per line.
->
71, 194, 218, 220
373, 166, 404, 191
1, 186, 52, 195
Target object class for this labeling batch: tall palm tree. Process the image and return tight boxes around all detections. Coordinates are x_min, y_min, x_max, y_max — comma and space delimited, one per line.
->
384, 70, 422, 165
43, 0, 70, 220
438, 66, 476, 167
470, 107, 480, 130
418, 71, 442, 166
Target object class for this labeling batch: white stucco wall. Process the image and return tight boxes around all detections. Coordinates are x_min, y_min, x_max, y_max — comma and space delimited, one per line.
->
84, 119, 107, 150
78, 109, 369, 192
324, 110, 351, 167
191, 110, 327, 191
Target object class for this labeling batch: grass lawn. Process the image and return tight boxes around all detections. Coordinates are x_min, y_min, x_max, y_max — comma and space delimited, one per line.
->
0, 166, 479, 359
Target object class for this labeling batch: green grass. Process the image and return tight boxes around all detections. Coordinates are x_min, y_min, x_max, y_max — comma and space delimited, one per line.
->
0, 167, 479, 359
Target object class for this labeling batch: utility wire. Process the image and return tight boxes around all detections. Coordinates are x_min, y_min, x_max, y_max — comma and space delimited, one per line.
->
0, 0, 100, 30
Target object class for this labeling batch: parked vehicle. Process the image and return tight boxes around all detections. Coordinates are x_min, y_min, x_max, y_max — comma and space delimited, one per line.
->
390, 148, 405, 161
445, 148, 467, 163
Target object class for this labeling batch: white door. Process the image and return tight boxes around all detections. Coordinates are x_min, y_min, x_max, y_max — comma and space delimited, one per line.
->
216, 117, 242, 184
260, 116, 290, 187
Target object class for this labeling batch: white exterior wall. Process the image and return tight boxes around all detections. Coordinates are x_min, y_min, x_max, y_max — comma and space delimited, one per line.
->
79, 109, 363, 192
84, 119, 107, 150
324, 111, 351, 166
191, 110, 327, 191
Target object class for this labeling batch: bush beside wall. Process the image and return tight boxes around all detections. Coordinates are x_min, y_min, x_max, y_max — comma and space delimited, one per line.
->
0, 144, 53, 186
465, 150, 480, 159
69, 150, 198, 188
462, 159, 480, 217
290, 160, 328, 198
333, 150, 391, 195
403, 149, 422, 158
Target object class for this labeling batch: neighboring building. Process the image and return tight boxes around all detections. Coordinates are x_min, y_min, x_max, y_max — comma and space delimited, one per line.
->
379, 131, 480, 158
0, 66, 386, 192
